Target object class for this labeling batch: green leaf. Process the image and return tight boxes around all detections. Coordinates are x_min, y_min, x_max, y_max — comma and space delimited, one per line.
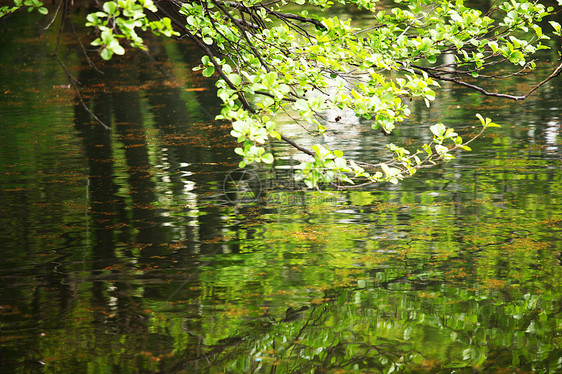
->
430, 123, 446, 137
476, 113, 486, 126
109, 40, 125, 55
259, 96, 275, 108
202, 66, 215, 77
228, 73, 242, 86
261, 153, 274, 164
100, 48, 113, 60
102, 1, 117, 14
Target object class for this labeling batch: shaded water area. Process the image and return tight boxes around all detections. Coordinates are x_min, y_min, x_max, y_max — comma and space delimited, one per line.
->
1, 8, 562, 374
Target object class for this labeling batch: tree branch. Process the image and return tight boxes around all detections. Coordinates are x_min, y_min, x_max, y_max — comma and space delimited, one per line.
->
279, 134, 315, 157
265, 9, 325, 30
211, 0, 271, 73
161, 2, 316, 158
157, 3, 256, 112
412, 62, 562, 101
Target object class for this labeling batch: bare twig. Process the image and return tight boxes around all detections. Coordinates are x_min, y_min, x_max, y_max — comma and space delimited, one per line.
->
49, 0, 109, 130
52, 0, 69, 54
53, 53, 111, 130
69, 17, 104, 74
157, 3, 256, 110
43, 0, 63, 30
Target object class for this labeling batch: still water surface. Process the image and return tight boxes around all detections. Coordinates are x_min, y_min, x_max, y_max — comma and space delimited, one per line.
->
1, 10, 561, 374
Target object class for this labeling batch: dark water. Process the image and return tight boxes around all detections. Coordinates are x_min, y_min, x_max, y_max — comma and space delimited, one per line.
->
1, 10, 561, 374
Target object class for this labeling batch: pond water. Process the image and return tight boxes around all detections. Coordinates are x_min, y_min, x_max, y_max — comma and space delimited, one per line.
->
1, 8, 561, 374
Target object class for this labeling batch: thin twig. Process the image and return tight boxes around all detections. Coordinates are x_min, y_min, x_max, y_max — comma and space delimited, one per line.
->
69, 17, 104, 74
52, 0, 69, 54
43, 0, 63, 30
53, 53, 111, 130
212, 0, 271, 73
48, 0, 109, 129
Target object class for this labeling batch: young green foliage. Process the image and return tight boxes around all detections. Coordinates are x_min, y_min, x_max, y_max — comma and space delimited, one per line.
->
85, 0, 179, 60
1, 0, 47, 19
83, 0, 561, 187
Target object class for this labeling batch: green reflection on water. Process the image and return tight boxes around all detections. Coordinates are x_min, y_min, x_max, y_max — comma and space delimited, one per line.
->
0, 7, 561, 374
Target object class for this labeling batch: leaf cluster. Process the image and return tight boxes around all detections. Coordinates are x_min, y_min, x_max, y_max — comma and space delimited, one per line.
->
0, 0, 47, 19
82, 0, 561, 187
85, 0, 179, 60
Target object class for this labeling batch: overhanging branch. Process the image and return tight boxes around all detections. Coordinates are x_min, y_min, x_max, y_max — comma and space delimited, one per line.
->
412, 62, 562, 101
279, 134, 315, 157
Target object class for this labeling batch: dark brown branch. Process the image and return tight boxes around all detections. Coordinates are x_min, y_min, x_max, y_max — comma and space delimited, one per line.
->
412, 62, 562, 101
279, 134, 315, 157
220, 1, 324, 30
254, 90, 296, 102
206, 5, 254, 56
211, 0, 271, 73
271, 13, 315, 39
413, 58, 535, 80
520, 62, 562, 99
265, 9, 325, 30
233, 18, 260, 30
240, 5, 266, 31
